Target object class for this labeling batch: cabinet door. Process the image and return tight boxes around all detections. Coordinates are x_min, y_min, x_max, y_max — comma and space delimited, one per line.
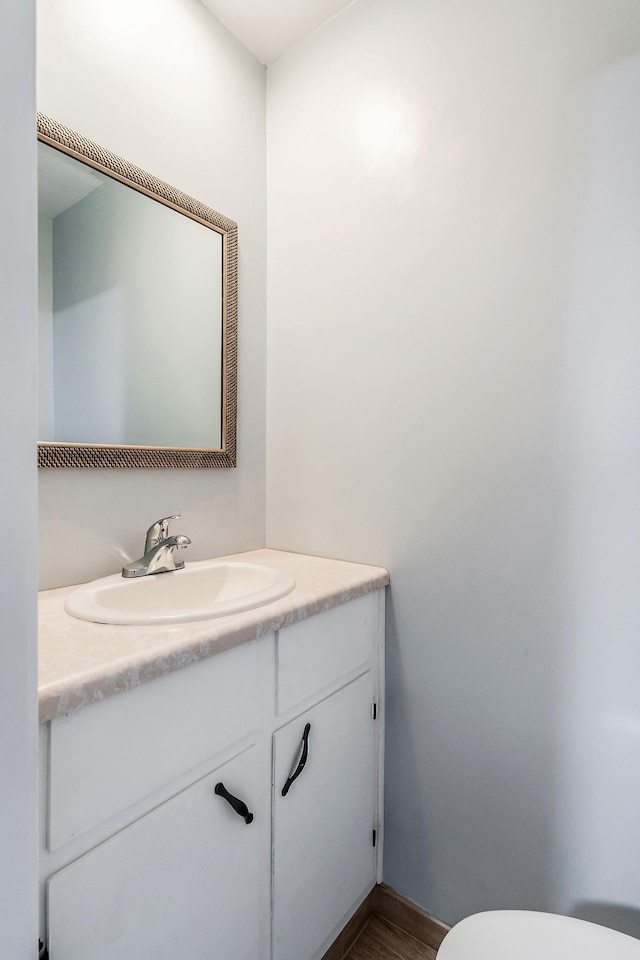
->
272, 673, 376, 960
48, 747, 261, 960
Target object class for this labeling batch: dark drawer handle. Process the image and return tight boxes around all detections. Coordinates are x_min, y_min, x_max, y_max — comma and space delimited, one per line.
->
214, 782, 254, 824
282, 722, 311, 797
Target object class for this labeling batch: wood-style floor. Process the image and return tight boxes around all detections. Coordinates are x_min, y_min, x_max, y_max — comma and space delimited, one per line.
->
346, 915, 439, 960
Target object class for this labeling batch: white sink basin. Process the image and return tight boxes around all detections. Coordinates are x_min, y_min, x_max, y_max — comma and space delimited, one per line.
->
65, 559, 296, 625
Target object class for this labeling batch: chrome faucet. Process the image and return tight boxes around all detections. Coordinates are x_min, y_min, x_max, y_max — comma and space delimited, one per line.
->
122, 515, 191, 578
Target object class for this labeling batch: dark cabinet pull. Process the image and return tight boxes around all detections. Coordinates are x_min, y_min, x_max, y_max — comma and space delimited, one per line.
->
282, 722, 311, 797
214, 782, 254, 824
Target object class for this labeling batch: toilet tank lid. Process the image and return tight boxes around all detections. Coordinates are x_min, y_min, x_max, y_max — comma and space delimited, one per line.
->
437, 910, 640, 960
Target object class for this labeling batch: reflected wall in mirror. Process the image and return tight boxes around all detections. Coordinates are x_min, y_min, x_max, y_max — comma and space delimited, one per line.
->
37, 114, 237, 468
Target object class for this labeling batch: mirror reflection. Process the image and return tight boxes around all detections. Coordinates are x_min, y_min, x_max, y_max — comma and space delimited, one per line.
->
36, 125, 235, 466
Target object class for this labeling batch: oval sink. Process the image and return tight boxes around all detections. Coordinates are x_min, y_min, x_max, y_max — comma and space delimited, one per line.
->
65, 560, 296, 625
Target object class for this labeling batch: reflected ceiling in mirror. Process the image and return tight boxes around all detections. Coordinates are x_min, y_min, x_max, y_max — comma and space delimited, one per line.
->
37, 114, 237, 468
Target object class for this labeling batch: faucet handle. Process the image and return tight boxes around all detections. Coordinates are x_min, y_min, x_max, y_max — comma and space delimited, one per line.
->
144, 515, 180, 552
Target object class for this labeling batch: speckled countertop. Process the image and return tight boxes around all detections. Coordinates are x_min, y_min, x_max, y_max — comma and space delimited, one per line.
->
38, 548, 389, 723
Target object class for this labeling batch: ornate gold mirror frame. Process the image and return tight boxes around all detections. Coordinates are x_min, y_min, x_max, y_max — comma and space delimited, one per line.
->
37, 114, 237, 468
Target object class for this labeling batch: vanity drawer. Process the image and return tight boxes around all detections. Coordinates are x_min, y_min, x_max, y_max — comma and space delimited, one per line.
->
48, 639, 259, 850
276, 593, 378, 713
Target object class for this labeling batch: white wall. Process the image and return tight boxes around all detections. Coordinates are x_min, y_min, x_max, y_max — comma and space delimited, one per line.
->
37, 0, 267, 588
267, 0, 640, 931
0, 0, 39, 953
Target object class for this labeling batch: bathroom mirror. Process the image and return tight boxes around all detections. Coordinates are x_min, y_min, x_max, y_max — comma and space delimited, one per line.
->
37, 114, 237, 468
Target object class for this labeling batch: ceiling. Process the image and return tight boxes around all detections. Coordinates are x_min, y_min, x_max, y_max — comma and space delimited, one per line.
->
200, 0, 356, 65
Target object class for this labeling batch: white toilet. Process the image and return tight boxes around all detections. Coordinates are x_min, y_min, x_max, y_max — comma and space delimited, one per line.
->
437, 910, 640, 959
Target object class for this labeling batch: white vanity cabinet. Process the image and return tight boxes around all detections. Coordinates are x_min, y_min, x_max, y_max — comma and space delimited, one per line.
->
48, 748, 263, 960
40, 587, 384, 960
272, 672, 377, 960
